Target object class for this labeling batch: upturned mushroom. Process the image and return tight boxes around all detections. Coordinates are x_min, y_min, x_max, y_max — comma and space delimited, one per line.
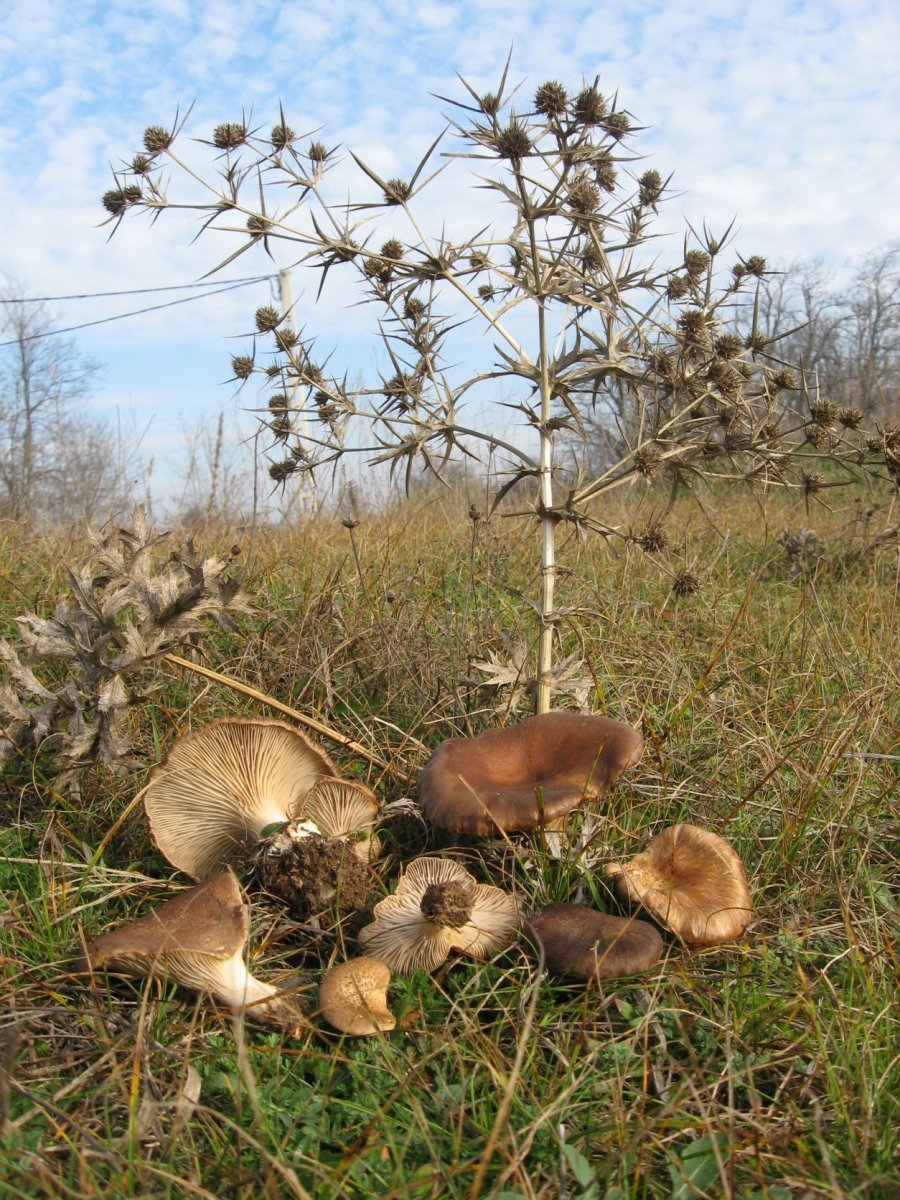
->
524, 902, 663, 981
141, 718, 352, 879
358, 856, 520, 973
80, 869, 306, 1033
605, 824, 753, 946
318, 957, 395, 1036
419, 712, 643, 836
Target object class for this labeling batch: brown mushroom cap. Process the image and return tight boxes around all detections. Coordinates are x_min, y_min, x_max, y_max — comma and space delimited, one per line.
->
318, 957, 395, 1036
141, 718, 338, 879
524, 902, 663, 981
606, 824, 753, 946
419, 713, 643, 835
81, 869, 306, 1033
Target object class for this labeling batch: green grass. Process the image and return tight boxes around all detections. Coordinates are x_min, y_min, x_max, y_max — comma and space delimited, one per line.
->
1, 485, 897, 1198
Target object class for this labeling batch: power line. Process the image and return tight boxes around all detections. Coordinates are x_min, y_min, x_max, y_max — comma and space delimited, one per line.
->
0, 275, 275, 304
0, 277, 275, 348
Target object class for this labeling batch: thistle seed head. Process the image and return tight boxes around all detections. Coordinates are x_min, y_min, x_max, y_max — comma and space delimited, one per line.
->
632, 443, 663, 477
574, 86, 606, 126
534, 81, 568, 118
269, 459, 297, 483
246, 214, 272, 235
274, 328, 299, 352
744, 331, 768, 352
684, 250, 711, 278
744, 255, 767, 277
838, 405, 864, 429
567, 174, 601, 215
808, 399, 838, 428
672, 570, 701, 597
131, 154, 152, 176
231, 354, 255, 379
636, 522, 669, 553
638, 169, 663, 206
143, 125, 173, 153
271, 123, 295, 150
255, 306, 282, 333
404, 296, 426, 322
594, 158, 617, 193
603, 111, 632, 141
380, 238, 404, 260
383, 178, 413, 204
480, 92, 502, 116
308, 141, 328, 163
771, 369, 797, 391
102, 186, 143, 216
666, 274, 690, 301
213, 122, 248, 150
496, 119, 532, 162
713, 334, 744, 360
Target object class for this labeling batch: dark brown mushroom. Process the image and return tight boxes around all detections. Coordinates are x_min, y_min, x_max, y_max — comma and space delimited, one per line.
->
524, 902, 663, 981
418, 712, 643, 836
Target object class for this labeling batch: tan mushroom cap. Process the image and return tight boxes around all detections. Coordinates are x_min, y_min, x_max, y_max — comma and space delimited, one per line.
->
141, 718, 338, 879
81, 869, 306, 1033
419, 712, 643, 835
303, 776, 382, 862
524, 902, 663, 981
606, 824, 753, 946
318, 957, 395, 1036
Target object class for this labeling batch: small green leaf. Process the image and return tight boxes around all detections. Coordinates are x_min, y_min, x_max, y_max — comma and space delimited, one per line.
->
668, 1132, 727, 1198
562, 1144, 600, 1197
259, 821, 288, 839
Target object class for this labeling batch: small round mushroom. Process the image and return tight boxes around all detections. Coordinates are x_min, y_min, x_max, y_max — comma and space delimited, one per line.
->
318, 957, 395, 1036
141, 718, 339, 879
419, 712, 643, 836
605, 824, 753, 946
524, 902, 663, 981
80, 869, 306, 1033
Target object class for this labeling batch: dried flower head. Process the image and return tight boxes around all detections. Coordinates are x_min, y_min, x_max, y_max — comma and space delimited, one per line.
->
380, 239, 404, 261
274, 328, 299, 352
838, 406, 864, 430
648, 350, 678, 383
271, 123, 295, 151
632, 443, 663, 478
666, 274, 690, 302
574, 86, 606, 126
246, 214, 271, 235
603, 111, 631, 141
678, 308, 711, 349
534, 81, 568, 119
684, 250, 711, 278
594, 159, 617, 193
744, 255, 767, 278
808, 400, 838, 428
638, 170, 663, 207
308, 141, 328, 163
744, 331, 768, 353
269, 459, 297, 484
496, 119, 532, 162
713, 334, 744, 360
672, 569, 701, 597
636, 522, 669, 553
404, 296, 426, 323
213, 123, 248, 150
478, 283, 495, 302
383, 178, 413, 205
567, 175, 601, 215
143, 125, 173, 153
131, 154, 152, 176
231, 354, 254, 380
102, 186, 142, 216
358, 857, 519, 973
255, 306, 282, 333
802, 470, 825, 497
480, 92, 502, 116
771, 369, 797, 391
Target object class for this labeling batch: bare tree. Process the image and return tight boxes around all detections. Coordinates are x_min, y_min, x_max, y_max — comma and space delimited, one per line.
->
0, 283, 136, 526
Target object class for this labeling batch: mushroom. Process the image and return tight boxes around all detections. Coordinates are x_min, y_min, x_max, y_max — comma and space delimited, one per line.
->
419, 712, 643, 836
253, 777, 382, 921
605, 824, 752, 946
524, 902, 663, 981
141, 718, 339, 879
80, 869, 306, 1033
358, 856, 520, 973
318, 957, 395, 1036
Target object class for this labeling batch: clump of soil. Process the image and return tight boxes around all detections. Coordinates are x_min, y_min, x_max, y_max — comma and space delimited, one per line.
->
254, 832, 377, 924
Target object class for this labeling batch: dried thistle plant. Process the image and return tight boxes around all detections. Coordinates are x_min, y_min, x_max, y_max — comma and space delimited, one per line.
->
101, 58, 894, 713
0, 506, 251, 791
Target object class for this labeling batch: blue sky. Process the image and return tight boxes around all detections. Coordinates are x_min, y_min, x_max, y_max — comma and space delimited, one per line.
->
2, 0, 898, 512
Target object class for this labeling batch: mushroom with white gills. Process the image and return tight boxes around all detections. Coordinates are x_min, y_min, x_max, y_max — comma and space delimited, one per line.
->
418, 712, 643, 837
141, 717, 339, 880
318, 957, 395, 1036
358, 856, 520, 974
80, 868, 306, 1033
254, 776, 382, 921
524, 902, 663, 982
605, 823, 753, 946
